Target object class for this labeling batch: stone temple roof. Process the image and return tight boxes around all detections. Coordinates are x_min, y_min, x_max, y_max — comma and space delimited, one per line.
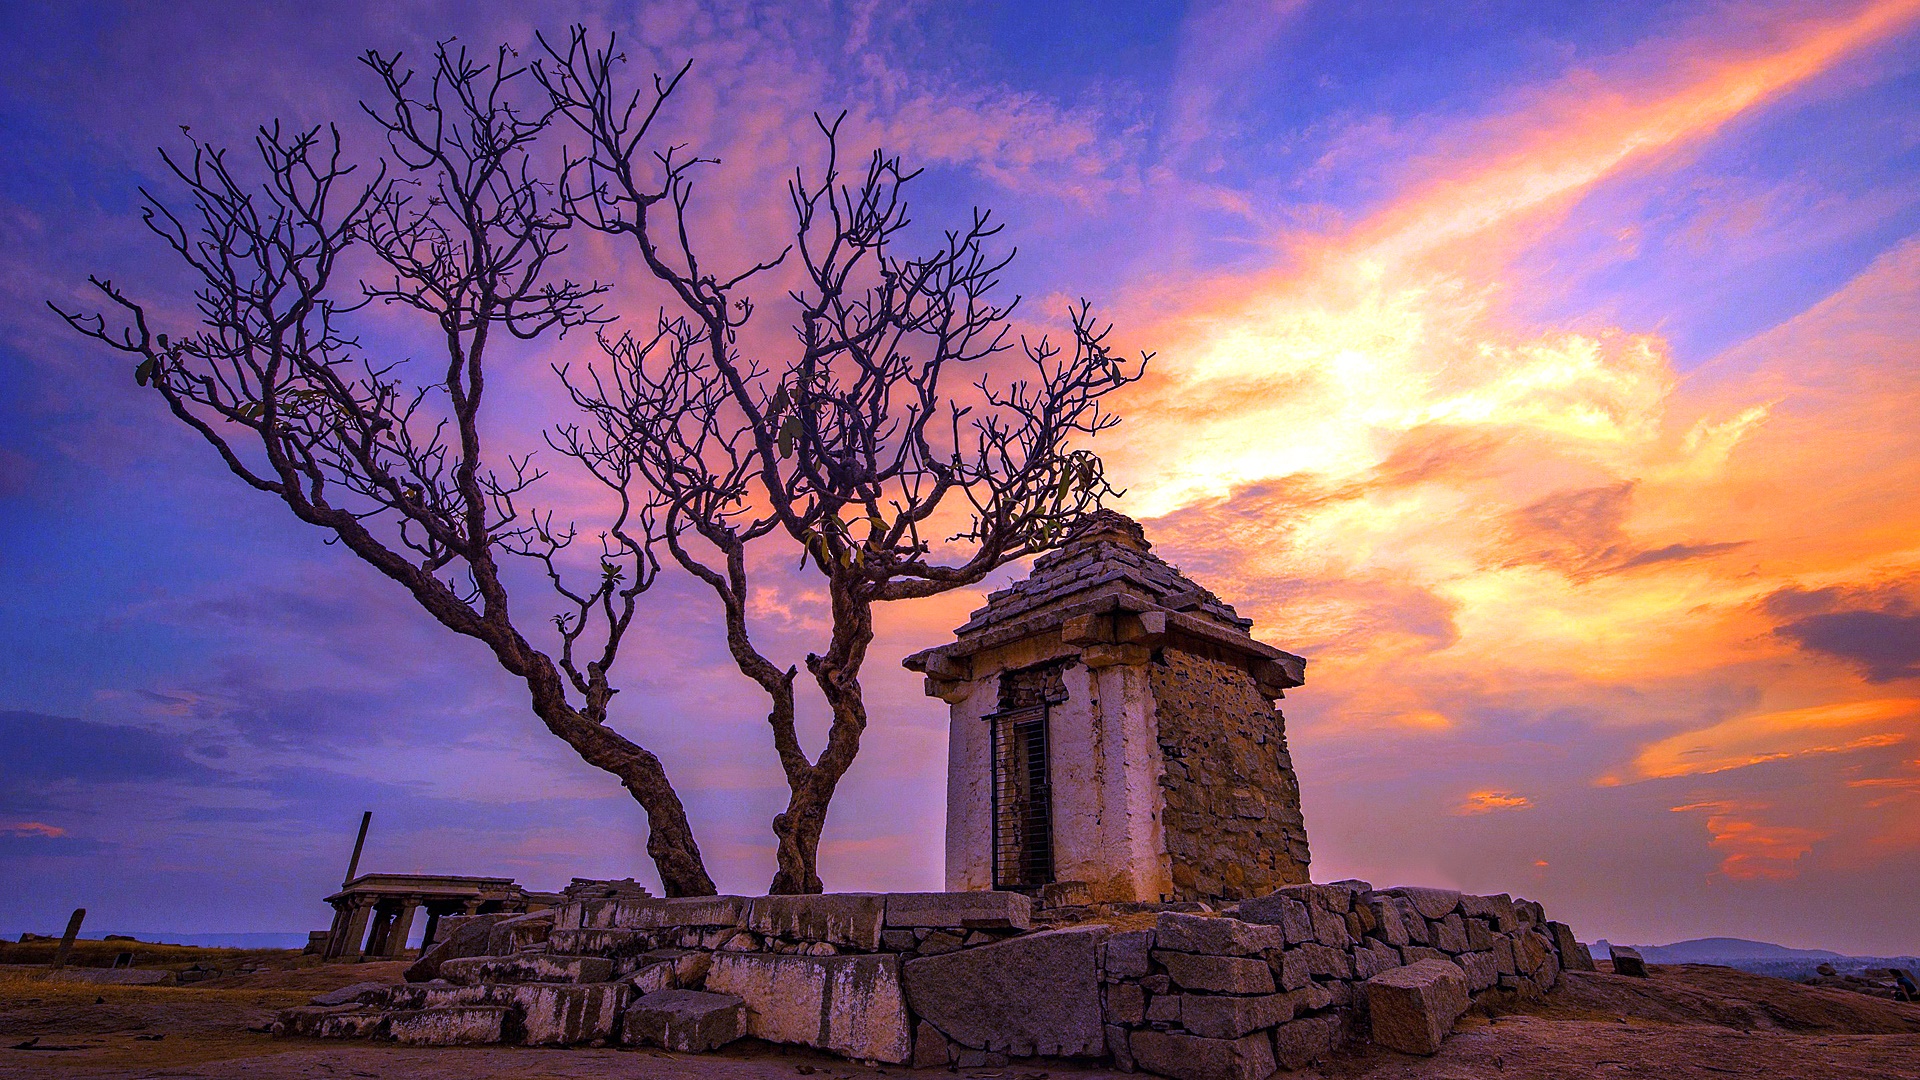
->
907, 509, 1303, 691
956, 509, 1253, 637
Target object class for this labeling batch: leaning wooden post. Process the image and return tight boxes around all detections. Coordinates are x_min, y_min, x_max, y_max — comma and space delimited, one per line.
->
51, 908, 86, 970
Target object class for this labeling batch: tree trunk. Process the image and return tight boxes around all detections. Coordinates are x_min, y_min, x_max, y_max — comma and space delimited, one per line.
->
769, 578, 875, 894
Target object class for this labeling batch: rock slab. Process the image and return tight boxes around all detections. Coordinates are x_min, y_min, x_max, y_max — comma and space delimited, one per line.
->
903, 925, 1108, 1057
706, 952, 911, 1063
1365, 957, 1470, 1055
1610, 945, 1650, 978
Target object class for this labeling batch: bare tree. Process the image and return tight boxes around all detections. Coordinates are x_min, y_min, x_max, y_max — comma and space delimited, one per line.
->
52, 42, 719, 896
538, 29, 1147, 893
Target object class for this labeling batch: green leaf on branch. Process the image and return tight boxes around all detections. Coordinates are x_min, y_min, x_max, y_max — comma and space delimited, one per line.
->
778, 415, 801, 458
134, 358, 156, 386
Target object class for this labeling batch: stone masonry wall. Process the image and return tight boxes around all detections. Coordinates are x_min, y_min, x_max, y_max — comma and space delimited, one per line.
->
1150, 648, 1312, 901
276, 881, 1594, 1078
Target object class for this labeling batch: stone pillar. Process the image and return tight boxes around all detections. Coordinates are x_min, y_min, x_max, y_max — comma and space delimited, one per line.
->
944, 675, 1000, 892
384, 898, 420, 956
336, 897, 374, 959
461, 898, 483, 916
419, 909, 443, 951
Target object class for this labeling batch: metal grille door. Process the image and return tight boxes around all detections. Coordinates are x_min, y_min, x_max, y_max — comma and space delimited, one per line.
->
991, 704, 1055, 890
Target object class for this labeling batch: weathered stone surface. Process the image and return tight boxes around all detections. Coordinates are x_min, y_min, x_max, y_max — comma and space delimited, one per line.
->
1106, 1024, 1135, 1071
1156, 950, 1276, 994
1466, 917, 1496, 951
904, 926, 1107, 1057
1457, 950, 1498, 991
1401, 945, 1450, 967
1353, 941, 1403, 981
1514, 930, 1551, 977
1309, 902, 1352, 948
1459, 892, 1516, 930
405, 913, 511, 983
507, 983, 630, 1046
1365, 958, 1470, 1055
1430, 913, 1470, 954
913, 1020, 952, 1069
388, 1006, 512, 1046
545, 927, 647, 961
1385, 887, 1461, 921
1132, 1029, 1276, 1080
620, 988, 744, 1052
1105, 929, 1154, 978
1235, 893, 1315, 945
747, 894, 886, 950
706, 952, 911, 1063
1297, 942, 1353, 979
591, 895, 750, 931
438, 952, 613, 986
1180, 992, 1295, 1039
1271, 1014, 1340, 1070
1271, 948, 1310, 990
1150, 649, 1312, 903
1548, 922, 1597, 971
1105, 981, 1146, 1025
885, 891, 1031, 930
309, 982, 391, 1007
273, 1004, 385, 1039
1288, 981, 1333, 1012
486, 910, 554, 956
1155, 912, 1286, 957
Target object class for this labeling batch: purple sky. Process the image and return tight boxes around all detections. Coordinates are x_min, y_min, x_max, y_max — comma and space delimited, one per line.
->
3, 0, 1919, 956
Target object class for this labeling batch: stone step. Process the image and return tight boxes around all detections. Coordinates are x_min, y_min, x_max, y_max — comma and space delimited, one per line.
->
621, 988, 746, 1052
388, 1005, 515, 1046
438, 952, 614, 985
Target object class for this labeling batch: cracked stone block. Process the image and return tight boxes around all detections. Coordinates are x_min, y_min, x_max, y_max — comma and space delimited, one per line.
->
438, 952, 613, 986
904, 926, 1107, 1057
746, 894, 887, 951
706, 952, 910, 1063
620, 988, 745, 1052
387, 1006, 512, 1046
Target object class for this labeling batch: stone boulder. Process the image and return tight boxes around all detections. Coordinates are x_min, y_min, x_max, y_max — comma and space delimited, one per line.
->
1155, 950, 1276, 994
620, 989, 745, 1052
1609, 945, 1650, 978
1548, 922, 1597, 972
903, 925, 1108, 1058
404, 913, 511, 983
1131, 1029, 1275, 1080
706, 952, 910, 1063
1364, 957, 1470, 1055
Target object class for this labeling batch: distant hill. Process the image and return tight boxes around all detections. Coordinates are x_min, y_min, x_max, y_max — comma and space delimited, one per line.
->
1594, 937, 1916, 981
6, 930, 310, 950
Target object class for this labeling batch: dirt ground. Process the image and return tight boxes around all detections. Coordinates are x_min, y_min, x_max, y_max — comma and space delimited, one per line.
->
3, 958, 1918, 1079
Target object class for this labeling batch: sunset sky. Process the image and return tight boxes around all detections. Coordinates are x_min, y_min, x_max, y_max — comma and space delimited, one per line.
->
2, 0, 1917, 956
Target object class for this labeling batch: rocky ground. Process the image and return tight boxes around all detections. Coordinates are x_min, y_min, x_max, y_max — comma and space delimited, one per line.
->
2, 958, 1917, 1079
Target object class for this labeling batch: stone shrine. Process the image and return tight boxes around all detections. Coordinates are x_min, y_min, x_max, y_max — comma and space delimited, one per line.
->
905, 510, 1312, 904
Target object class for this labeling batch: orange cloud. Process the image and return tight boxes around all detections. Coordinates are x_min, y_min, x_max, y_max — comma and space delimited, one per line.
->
1670, 801, 1826, 880
2, 821, 67, 838
1634, 699, 1919, 780
1455, 790, 1533, 815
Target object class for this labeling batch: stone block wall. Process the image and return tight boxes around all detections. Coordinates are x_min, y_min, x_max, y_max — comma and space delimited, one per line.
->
276, 882, 1589, 1077
1150, 648, 1312, 900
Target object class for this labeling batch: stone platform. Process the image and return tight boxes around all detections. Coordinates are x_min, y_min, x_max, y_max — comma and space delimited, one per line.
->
275, 884, 1595, 1078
